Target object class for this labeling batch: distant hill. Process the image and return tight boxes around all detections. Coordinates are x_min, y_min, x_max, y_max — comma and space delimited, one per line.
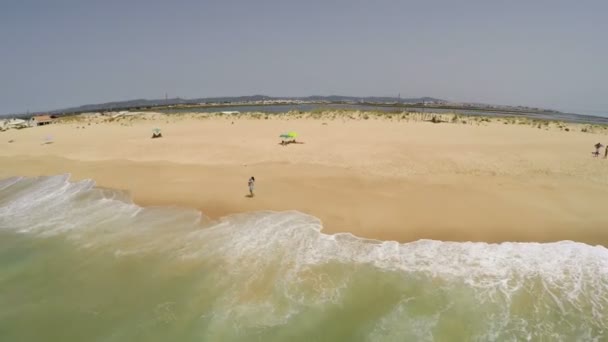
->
295, 95, 443, 103
4, 95, 567, 118
36, 95, 446, 115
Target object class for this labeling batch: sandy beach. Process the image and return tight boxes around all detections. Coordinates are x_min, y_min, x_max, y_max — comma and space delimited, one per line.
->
2, 111, 608, 244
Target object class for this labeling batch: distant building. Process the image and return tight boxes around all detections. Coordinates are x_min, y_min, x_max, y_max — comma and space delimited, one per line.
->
30, 115, 54, 126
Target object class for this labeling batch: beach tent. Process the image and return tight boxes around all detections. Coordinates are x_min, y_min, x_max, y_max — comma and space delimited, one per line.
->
279, 132, 298, 145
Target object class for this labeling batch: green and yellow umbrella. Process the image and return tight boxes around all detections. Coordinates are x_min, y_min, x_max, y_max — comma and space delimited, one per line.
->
280, 132, 298, 138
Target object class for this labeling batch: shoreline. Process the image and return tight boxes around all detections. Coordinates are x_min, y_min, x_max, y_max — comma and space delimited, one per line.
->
2, 111, 608, 245
2, 156, 608, 245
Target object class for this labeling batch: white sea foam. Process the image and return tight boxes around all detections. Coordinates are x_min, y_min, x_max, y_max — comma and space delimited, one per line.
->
1, 175, 607, 340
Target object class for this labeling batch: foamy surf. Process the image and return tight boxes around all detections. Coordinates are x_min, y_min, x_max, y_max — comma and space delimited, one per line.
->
0, 175, 607, 341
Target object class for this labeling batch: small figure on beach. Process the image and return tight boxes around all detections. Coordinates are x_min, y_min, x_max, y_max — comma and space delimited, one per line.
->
248, 176, 255, 197
593, 143, 603, 157
605, 145, 608, 159
152, 128, 162, 139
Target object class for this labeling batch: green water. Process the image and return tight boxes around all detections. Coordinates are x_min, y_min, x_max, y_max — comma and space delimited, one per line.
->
1, 230, 606, 341
0, 232, 397, 341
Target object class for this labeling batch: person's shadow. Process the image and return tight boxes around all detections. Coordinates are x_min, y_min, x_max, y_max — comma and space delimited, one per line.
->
245, 194, 254, 198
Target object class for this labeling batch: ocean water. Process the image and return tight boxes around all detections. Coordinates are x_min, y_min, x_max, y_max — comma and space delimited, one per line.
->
1, 175, 607, 341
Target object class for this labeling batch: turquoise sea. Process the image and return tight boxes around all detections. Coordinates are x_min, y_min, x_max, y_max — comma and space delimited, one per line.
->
1, 175, 607, 341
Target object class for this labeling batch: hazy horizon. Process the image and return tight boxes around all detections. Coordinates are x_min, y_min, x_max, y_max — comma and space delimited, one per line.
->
1, 0, 607, 116
1, 93, 607, 118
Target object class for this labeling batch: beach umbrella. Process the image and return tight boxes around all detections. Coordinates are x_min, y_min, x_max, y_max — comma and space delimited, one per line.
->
287, 132, 298, 138
279, 134, 290, 139
153, 128, 161, 133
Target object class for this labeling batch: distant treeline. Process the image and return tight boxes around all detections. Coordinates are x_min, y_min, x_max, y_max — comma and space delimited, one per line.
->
12, 95, 444, 117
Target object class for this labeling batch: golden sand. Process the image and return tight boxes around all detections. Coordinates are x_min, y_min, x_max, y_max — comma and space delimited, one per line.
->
2, 111, 608, 244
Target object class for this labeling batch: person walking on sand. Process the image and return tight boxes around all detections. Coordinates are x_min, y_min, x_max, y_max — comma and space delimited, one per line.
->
248, 176, 255, 197
605, 145, 608, 159
594, 143, 603, 157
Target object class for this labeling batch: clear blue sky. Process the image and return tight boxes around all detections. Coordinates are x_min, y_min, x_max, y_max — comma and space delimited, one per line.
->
1, 0, 607, 115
